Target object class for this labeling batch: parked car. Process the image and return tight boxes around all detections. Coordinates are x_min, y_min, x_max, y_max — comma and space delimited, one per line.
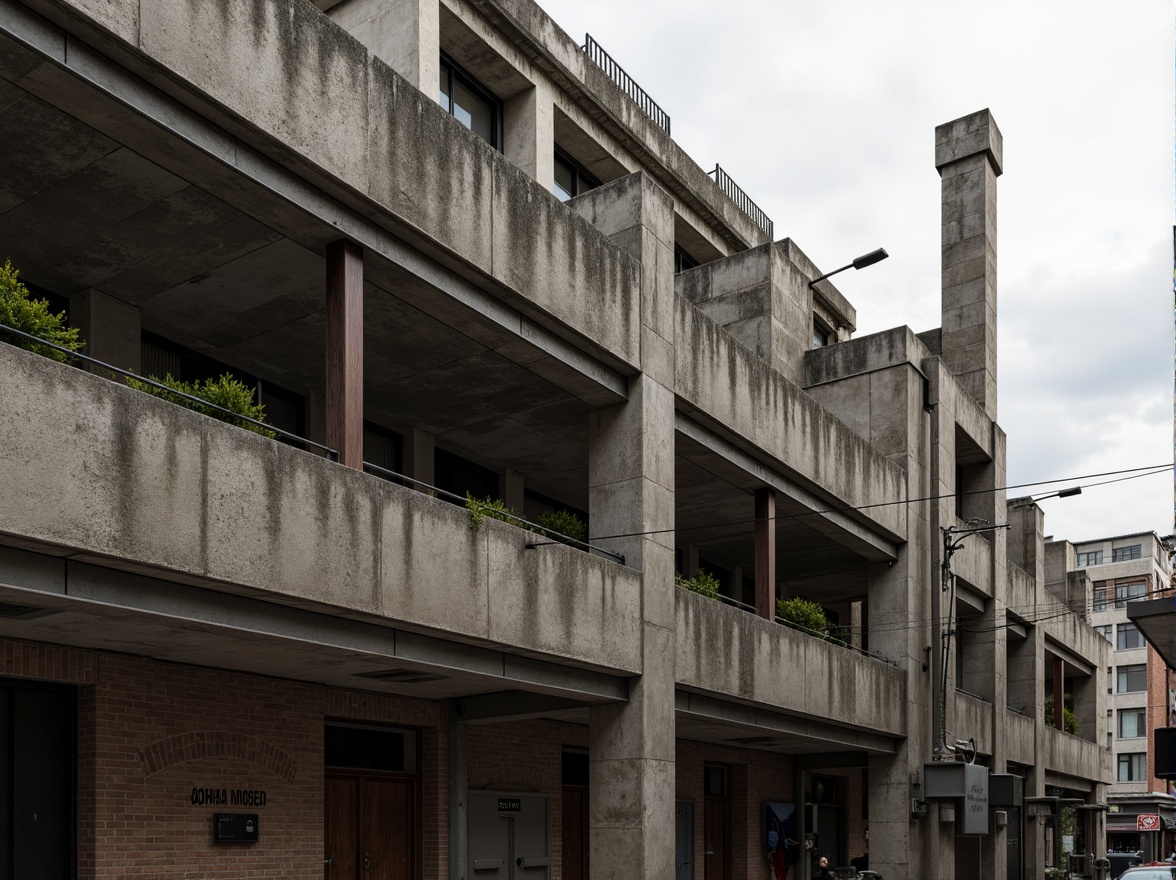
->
1118, 864, 1176, 880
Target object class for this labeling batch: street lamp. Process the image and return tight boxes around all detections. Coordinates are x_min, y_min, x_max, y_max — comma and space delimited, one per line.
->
808, 248, 889, 289
1032, 487, 1082, 501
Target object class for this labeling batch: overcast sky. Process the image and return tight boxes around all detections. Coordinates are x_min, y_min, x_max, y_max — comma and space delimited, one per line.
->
539, 0, 1173, 544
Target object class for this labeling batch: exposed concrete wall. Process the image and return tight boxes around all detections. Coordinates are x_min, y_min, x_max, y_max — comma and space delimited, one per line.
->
674, 298, 908, 541
936, 109, 1002, 420
953, 690, 994, 756
578, 172, 677, 880
675, 240, 814, 387
0, 342, 643, 673
326, 0, 439, 92
675, 590, 905, 737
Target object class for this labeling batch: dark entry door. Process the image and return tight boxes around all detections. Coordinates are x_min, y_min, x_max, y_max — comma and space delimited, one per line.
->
561, 787, 588, 880
704, 795, 728, 880
325, 772, 415, 880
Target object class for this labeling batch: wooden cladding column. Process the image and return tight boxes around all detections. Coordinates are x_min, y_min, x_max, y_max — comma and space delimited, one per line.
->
326, 240, 363, 468
1052, 656, 1065, 731
754, 488, 776, 620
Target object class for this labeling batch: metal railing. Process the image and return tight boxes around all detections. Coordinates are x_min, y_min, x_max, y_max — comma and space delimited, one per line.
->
709, 164, 774, 239
361, 461, 625, 564
0, 324, 337, 458
582, 34, 671, 135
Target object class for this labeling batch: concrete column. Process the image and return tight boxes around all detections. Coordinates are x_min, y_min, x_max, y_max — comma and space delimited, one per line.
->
326, 240, 363, 468
505, 82, 555, 189
754, 487, 776, 619
502, 468, 525, 515
578, 171, 676, 880
404, 427, 435, 491
326, 0, 439, 93
69, 288, 140, 376
936, 109, 1003, 420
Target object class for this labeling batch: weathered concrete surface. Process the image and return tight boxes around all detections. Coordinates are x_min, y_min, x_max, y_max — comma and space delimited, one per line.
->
0, 343, 642, 673
18, 0, 643, 370
953, 689, 994, 756
675, 297, 908, 541
675, 590, 905, 737
1004, 708, 1035, 767
1042, 724, 1109, 786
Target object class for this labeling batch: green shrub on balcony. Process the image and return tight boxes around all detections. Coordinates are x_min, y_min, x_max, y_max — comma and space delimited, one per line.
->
1044, 696, 1078, 735
0, 259, 83, 362
536, 509, 587, 546
126, 373, 276, 439
776, 596, 829, 639
675, 570, 721, 600
465, 494, 525, 531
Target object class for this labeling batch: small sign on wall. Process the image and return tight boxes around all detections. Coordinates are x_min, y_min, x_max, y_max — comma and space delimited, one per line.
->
1138, 814, 1161, 832
213, 813, 259, 844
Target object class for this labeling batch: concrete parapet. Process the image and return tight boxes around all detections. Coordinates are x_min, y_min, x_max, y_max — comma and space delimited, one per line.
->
675, 589, 906, 738
0, 342, 643, 673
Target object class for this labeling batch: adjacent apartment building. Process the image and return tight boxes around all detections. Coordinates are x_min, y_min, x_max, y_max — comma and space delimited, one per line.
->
0, 0, 1111, 878
1047, 532, 1174, 859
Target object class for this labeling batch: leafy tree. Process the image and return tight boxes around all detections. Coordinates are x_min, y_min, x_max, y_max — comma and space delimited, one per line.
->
0, 259, 82, 362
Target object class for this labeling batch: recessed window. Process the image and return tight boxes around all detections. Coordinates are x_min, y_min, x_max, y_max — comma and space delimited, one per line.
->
553, 147, 600, 202
812, 320, 833, 349
1118, 708, 1147, 739
438, 54, 501, 150
1093, 585, 1110, 612
1115, 581, 1148, 608
1117, 622, 1144, 651
674, 245, 700, 274
1117, 664, 1146, 694
1113, 544, 1143, 562
1093, 625, 1111, 642
1076, 550, 1104, 567
1117, 752, 1146, 781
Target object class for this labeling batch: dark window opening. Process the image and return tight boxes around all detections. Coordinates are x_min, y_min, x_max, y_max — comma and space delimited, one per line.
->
674, 245, 700, 274
703, 764, 728, 796
364, 422, 404, 480
553, 147, 601, 202
140, 331, 305, 445
812, 319, 832, 349
561, 750, 589, 787
325, 723, 417, 774
434, 447, 499, 503
523, 488, 586, 526
438, 53, 502, 151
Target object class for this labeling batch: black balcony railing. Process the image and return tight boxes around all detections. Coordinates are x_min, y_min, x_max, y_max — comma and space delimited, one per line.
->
709, 164, 774, 238
582, 34, 671, 135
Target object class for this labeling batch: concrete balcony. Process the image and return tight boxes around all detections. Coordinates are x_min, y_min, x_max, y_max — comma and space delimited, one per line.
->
0, 343, 642, 676
675, 589, 905, 751
1005, 707, 1035, 767
954, 689, 994, 755
1043, 724, 1109, 783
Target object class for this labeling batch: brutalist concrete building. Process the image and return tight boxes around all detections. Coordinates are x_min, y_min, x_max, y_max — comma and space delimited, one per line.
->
0, 0, 1110, 877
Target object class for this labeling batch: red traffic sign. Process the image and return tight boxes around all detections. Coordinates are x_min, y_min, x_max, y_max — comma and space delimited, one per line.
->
1137, 814, 1161, 832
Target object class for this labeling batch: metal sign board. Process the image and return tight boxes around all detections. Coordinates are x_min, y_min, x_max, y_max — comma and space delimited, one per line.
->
961, 764, 989, 835
1138, 814, 1161, 832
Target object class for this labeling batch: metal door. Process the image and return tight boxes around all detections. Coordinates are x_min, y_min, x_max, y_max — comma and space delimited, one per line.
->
675, 800, 694, 880
1006, 806, 1023, 880
469, 792, 550, 880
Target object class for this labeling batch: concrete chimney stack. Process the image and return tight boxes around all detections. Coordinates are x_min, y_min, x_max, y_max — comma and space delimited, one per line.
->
936, 109, 1003, 420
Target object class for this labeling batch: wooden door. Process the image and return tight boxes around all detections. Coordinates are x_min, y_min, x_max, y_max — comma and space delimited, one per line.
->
561, 787, 588, 880
326, 772, 416, 880
703, 795, 728, 880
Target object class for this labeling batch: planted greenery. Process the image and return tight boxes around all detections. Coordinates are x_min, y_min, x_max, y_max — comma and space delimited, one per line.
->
675, 570, 721, 600
0, 259, 82, 362
536, 509, 588, 545
776, 596, 829, 639
127, 373, 276, 439
464, 494, 526, 531
1044, 696, 1078, 735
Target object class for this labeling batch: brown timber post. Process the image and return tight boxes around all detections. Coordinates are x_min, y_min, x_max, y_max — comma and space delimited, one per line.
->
326, 240, 364, 469
755, 487, 776, 619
